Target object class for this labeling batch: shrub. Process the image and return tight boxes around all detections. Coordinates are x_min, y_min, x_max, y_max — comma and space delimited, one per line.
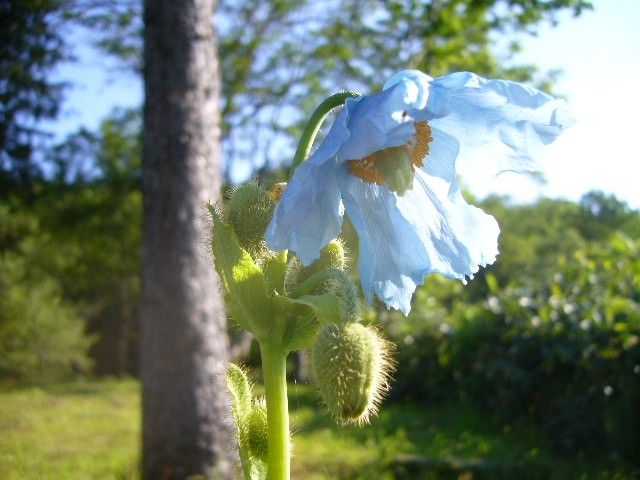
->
0, 205, 93, 383
389, 235, 640, 461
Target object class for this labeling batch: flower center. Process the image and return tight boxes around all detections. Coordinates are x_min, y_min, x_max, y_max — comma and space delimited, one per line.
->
348, 121, 432, 195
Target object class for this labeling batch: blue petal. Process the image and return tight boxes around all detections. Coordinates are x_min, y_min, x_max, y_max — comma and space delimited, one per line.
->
337, 127, 499, 315
335, 79, 429, 162
403, 128, 500, 281
427, 72, 575, 173
265, 159, 344, 264
383, 70, 432, 119
337, 165, 428, 314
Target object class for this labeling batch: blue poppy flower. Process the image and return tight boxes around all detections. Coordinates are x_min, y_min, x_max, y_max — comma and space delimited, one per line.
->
266, 70, 573, 315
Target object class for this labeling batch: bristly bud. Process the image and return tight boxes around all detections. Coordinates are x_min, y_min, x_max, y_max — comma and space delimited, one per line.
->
318, 239, 346, 271
293, 240, 347, 286
227, 182, 275, 258
284, 239, 346, 295
244, 397, 269, 462
313, 322, 393, 425
284, 255, 305, 296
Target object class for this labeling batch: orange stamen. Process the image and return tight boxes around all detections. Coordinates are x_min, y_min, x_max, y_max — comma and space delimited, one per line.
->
348, 121, 432, 184
347, 154, 385, 185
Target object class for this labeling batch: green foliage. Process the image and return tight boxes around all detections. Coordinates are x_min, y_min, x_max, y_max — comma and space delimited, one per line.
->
37, 111, 141, 376
245, 398, 269, 462
0, 0, 68, 182
208, 203, 274, 338
296, 240, 348, 286
228, 363, 253, 417
208, 190, 360, 352
480, 196, 586, 288
389, 229, 640, 461
577, 190, 640, 241
0, 204, 92, 382
0, 110, 141, 377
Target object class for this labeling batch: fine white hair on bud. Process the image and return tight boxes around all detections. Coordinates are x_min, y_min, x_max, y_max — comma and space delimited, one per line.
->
284, 238, 348, 296
302, 239, 348, 282
313, 322, 394, 425
243, 397, 269, 462
226, 182, 275, 258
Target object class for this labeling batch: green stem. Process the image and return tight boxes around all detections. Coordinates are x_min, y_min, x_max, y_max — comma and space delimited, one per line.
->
290, 268, 352, 298
291, 91, 359, 173
261, 342, 290, 480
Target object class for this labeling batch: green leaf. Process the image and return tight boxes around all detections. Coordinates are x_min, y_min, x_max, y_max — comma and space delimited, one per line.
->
294, 294, 342, 325
283, 314, 321, 351
208, 204, 272, 338
277, 293, 342, 351
485, 273, 499, 294
224, 293, 253, 332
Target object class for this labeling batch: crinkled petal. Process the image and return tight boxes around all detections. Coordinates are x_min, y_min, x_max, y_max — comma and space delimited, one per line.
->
337, 127, 499, 315
335, 79, 429, 161
337, 166, 428, 314
427, 71, 575, 173
266, 159, 343, 264
383, 70, 432, 114
404, 128, 500, 282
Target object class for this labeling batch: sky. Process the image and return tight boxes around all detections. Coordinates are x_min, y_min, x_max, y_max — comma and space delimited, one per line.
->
45, 0, 640, 208
468, 0, 640, 207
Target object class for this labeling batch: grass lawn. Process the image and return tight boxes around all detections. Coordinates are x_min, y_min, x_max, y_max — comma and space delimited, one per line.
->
0, 378, 634, 479
0, 379, 140, 480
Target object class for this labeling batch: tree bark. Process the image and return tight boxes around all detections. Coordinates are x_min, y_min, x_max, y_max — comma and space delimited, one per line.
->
141, 1, 233, 478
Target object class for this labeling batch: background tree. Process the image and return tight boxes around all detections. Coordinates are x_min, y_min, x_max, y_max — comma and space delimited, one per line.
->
45, 110, 141, 375
0, 200, 92, 382
74, 0, 591, 179
0, 0, 68, 184
140, 0, 234, 478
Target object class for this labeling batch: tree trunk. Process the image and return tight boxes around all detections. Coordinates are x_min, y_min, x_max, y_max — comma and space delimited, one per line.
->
141, 1, 233, 478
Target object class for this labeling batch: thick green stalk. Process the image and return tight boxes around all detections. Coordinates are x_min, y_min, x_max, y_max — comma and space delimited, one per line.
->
260, 342, 290, 480
291, 91, 359, 172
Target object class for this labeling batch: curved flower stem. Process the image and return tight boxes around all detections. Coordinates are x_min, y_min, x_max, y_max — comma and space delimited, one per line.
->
291, 91, 359, 172
260, 341, 290, 480
289, 268, 350, 298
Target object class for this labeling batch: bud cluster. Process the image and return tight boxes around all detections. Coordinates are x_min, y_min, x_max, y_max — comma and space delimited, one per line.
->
213, 180, 395, 437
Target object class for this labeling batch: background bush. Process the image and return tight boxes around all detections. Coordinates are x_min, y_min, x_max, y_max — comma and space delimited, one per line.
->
0, 204, 93, 383
387, 234, 640, 462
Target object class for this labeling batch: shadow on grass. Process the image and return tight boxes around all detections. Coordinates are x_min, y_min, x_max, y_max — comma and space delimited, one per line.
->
286, 383, 636, 480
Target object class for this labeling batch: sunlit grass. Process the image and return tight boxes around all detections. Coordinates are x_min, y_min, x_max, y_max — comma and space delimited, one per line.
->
0, 379, 140, 480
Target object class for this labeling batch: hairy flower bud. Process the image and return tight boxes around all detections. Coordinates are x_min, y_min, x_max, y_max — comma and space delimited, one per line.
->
284, 239, 346, 294
313, 322, 393, 425
317, 238, 346, 271
243, 397, 269, 462
227, 182, 275, 257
